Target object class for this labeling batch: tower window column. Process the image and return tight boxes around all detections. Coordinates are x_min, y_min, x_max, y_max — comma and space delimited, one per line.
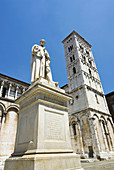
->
0, 81, 4, 97
15, 86, 19, 99
8, 83, 12, 97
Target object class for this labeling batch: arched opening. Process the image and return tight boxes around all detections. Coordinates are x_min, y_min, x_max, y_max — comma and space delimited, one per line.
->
88, 69, 91, 75
72, 124, 76, 136
88, 59, 92, 66
73, 67, 76, 74
70, 57, 73, 62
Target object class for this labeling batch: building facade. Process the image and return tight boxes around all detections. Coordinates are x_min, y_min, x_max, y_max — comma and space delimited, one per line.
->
62, 30, 114, 159
0, 31, 114, 170
105, 92, 114, 123
0, 73, 30, 169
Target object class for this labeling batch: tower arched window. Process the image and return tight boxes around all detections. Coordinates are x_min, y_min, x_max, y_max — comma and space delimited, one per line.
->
86, 50, 89, 56
70, 57, 73, 62
89, 69, 91, 75
80, 45, 84, 53
88, 59, 92, 66
82, 55, 86, 61
73, 67, 76, 74
73, 55, 75, 60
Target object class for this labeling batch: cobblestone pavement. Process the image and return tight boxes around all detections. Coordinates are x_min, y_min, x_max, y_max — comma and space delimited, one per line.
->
81, 159, 114, 170
0, 159, 114, 170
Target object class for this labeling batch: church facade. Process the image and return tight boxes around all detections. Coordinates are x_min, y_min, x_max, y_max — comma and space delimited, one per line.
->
0, 73, 29, 169
62, 30, 114, 159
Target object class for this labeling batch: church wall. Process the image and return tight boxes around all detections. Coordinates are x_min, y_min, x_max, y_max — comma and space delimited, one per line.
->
0, 110, 18, 157
86, 88, 109, 114
68, 87, 88, 113
80, 115, 93, 155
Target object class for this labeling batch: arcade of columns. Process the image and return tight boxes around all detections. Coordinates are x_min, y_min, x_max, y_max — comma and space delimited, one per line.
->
69, 113, 114, 159
0, 76, 29, 169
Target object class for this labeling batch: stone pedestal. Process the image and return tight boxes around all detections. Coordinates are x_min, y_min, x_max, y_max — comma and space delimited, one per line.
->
4, 79, 83, 170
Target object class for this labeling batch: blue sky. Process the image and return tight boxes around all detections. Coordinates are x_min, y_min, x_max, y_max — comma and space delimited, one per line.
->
0, 0, 114, 94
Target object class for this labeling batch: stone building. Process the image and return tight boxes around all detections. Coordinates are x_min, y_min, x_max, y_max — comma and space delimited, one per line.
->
62, 30, 114, 160
0, 73, 30, 169
105, 91, 114, 123
0, 31, 114, 170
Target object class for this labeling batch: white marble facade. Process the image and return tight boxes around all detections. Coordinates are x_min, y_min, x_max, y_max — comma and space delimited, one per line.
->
62, 30, 114, 160
0, 73, 29, 170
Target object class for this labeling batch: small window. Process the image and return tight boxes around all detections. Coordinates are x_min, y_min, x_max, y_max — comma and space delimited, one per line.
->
86, 51, 89, 56
76, 95, 79, 99
68, 45, 73, 53
111, 95, 114, 101
89, 69, 91, 75
82, 55, 86, 61
95, 94, 99, 104
10, 87, 16, 96
112, 104, 114, 111
73, 67, 76, 74
88, 59, 92, 66
72, 124, 76, 135
17, 89, 22, 97
68, 47, 70, 52
2, 87, 6, 97
80, 45, 84, 53
73, 55, 75, 60
71, 45, 73, 50
70, 57, 73, 62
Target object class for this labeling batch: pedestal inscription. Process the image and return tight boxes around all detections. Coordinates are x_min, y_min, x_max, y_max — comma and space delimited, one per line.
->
45, 110, 65, 141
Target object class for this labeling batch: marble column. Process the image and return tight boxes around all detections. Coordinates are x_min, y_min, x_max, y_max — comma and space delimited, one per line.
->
99, 119, 109, 152
0, 81, 4, 97
15, 86, 19, 99
8, 83, 12, 97
78, 121, 85, 155
22, 88, 25, 93
89, 117, 100, 155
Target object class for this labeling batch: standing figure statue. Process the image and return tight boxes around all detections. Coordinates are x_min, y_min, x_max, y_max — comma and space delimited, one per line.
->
31, 39, 53, 84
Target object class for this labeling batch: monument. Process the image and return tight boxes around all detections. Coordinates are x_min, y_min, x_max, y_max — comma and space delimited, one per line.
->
4, 40, 83, 170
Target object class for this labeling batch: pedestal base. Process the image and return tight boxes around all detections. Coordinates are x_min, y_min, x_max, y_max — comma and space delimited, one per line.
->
4, 153, 83, 170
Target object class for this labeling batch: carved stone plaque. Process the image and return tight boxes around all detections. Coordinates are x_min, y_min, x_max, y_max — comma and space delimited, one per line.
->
44, 110, 65, 141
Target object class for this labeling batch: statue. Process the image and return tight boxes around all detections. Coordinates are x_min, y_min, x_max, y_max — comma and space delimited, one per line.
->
31, 39, 53, 83
31, 39, 58, 86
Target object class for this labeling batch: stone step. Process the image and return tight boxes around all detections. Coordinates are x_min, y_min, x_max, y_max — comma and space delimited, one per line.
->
81, 158, 99, 163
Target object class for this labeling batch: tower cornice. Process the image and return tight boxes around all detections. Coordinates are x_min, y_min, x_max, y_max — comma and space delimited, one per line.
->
62, 30, 92, 48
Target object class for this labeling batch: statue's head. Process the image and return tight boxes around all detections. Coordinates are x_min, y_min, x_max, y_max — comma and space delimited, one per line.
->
40, 39, 45, 47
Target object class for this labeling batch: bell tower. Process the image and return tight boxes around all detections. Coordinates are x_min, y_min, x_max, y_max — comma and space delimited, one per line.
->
62, 30, 109, 115
62, 31, 114, 159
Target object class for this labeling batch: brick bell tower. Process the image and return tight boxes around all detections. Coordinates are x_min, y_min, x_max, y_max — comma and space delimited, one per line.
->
62, 30, 114, 159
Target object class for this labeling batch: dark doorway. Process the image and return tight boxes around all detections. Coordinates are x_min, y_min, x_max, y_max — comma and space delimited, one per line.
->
88, 146, 94, 158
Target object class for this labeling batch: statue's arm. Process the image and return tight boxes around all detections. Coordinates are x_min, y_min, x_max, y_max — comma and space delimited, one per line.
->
45, 50, 50, 60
